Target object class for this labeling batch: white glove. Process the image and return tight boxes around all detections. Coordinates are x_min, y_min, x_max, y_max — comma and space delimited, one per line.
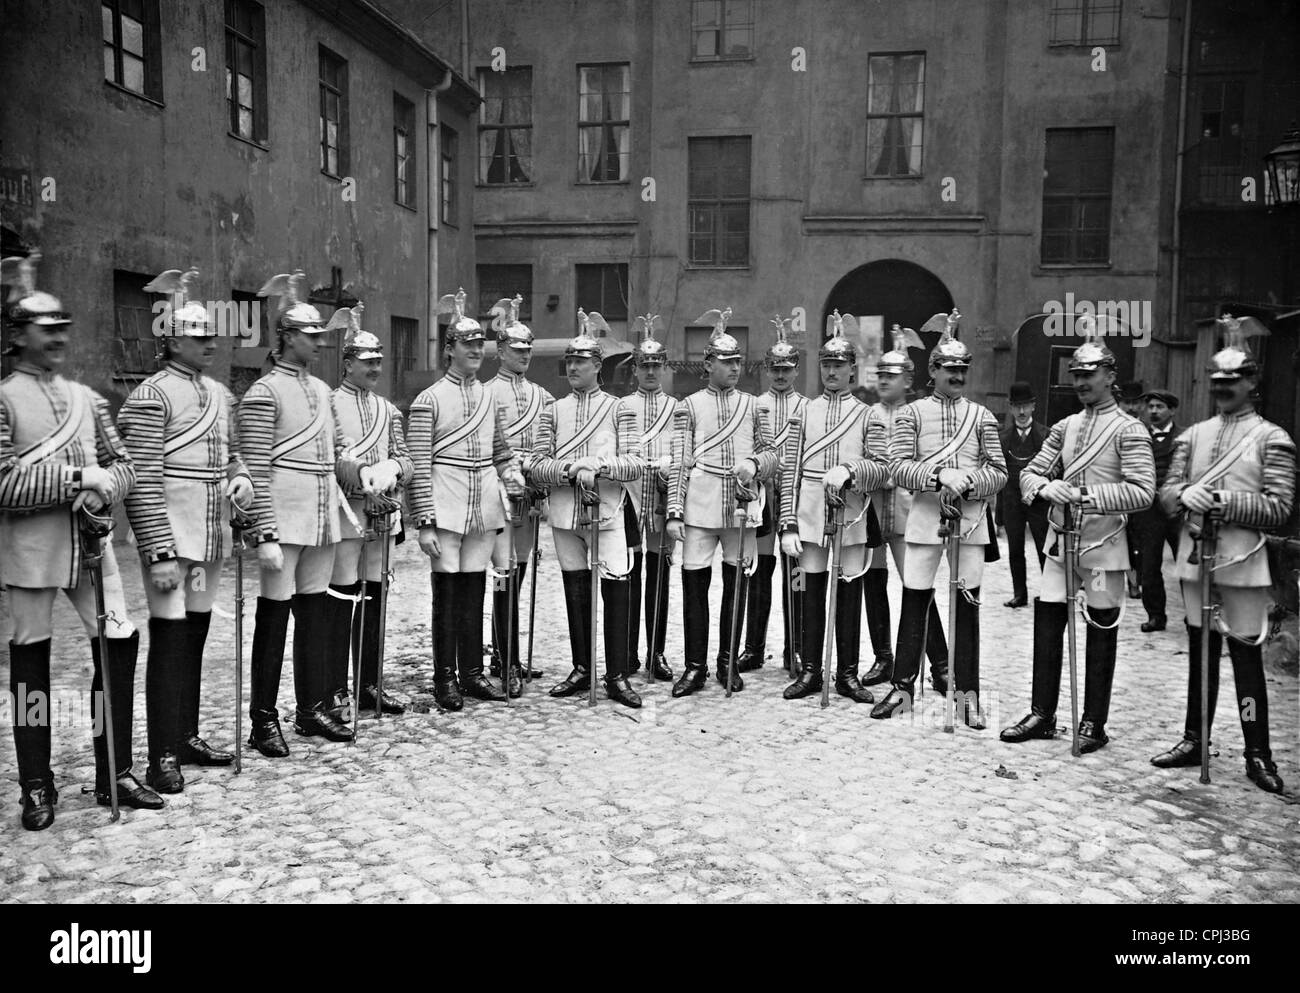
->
224, 475, 254, 510
1180, 482, 1216, 514
780, 532, 803, 559
363, 460, 400, 495
823, 465, 852, 493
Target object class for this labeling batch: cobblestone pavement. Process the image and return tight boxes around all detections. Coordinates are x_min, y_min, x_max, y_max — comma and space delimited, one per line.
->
1, 530, 1297, 904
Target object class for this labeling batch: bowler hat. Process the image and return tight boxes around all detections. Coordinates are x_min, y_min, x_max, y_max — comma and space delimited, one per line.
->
1143, 389, 1179, 409
1115, 380, 1145, 402
1008, 381, 1036, 405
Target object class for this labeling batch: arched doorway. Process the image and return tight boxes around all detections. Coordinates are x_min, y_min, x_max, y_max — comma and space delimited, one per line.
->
820, 260, 953, 396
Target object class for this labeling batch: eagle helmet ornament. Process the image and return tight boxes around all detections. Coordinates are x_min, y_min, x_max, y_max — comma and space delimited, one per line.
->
329, 304, 383, 360
765, 314, 800, 369
924, 308, 972, 370
566, 308, 608, 361
878, 323, 923, 375
819, 310, 859, 363
1067, 314, 1118, 373
632, 313, 668, 366
144, 266, 212, 338
696, 306, 742, 361
437, 287, 485, 343
490, 293, 533, 350
2, 250, 71, 327
1208, 313, 1267, 381
258, 269, 325, 332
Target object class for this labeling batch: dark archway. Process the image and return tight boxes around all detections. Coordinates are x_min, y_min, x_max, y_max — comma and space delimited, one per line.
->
820, 259, 953, 395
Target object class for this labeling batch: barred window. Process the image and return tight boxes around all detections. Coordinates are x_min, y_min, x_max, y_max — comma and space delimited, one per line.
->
688, 136, 751, 266
692, 0, 754, 60
866, 53, 925, 178
1041, 127, 1114, 265
1049, 0, 1122, 47
478, 67, 532, 184
578, 64, 630, 183
102, 0, 162, 101
225, 0, 266, 142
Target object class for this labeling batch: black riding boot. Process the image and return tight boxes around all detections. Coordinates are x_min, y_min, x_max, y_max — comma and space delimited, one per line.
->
1151, 623, 1221, 768
489, 566, 520, 695
871, 587, 932, 719
862, 568, 893, 684
835, 575, 873, 703
780, 555, 804, 673
739, 553, 776, 671
432, 572, 463, 711
644, 550, 674, 680
672, 567, 711, 697
145, 617, 187, 793
357, 580, 403, 713
603, 576, 642, 708
458, 571, 505, 701
551, 570, 593, 697
784, 570, 827, 699
926, 598, 949, 694
625, 550, 643, 674
1078, 606, 1120, 753
248, 597, 290, 756
324, 582, 360, 722
11, 639, 57, 830
1228, 639, 1283, 794
953, 587, 985, 728
92, 632, 162, 809
1002, 599, 1068, 743
291, 593, 353, 742
715, 562, 745, 691
176, 610, 231, 765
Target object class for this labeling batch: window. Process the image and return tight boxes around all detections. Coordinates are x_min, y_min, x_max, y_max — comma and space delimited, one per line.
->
1192, 79, 1249, 206
1181, 256, 1245, 338
477, 265, 532, 324
102, 0, 162, 101
688, 136, 751, 267
478, 67, 532, 184
113, 270, 160, 382
225, 0, 267, 142
391, 316, 421, 378
685, 325, 749, 361
692, 1, 754, 60
1041, 128, 1114, 266
866, 53, 925, 178
394, 93, 416, 208
575, 264, 629, 321
441, 125, 458, 224
319, 47, 349, 177
578, 64, 630, 182
1049, 0, 1122, 47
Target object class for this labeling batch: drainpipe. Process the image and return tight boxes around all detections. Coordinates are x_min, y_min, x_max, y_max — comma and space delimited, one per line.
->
461, 0, 470, 79
427, 68, 455, 372
1169, 0, 1193, 369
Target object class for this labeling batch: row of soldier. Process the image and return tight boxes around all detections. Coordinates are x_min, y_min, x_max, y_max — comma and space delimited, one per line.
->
1, 253, 1293, 834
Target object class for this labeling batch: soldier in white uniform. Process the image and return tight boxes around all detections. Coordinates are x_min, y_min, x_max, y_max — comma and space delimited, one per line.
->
741, 317, 808, 675
322, 306, 413, 719
666, 307, 779, 696
870, 311, 1006, 728
117, 267, 253, 795
780, 316, 889, 702
487, 295, 554, 694
408, 289, 525, 712
862, 326, 948, 687
615, 315, 676, 683
531, 313, 645, 708
1150, 317, 1293, 793
239, 270, 365, 755
1002, 323, 1155, 753
1, 251, 160, 829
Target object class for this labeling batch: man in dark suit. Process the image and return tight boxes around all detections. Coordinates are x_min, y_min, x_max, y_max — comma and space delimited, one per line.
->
1000, 381, 1049, 608
1132, 389, 1181, 631
1116, 380, 1149, 598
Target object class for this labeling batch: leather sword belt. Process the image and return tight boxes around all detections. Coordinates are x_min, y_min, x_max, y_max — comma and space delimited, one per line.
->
163, 465, 226, 482
273, 457, 335, 475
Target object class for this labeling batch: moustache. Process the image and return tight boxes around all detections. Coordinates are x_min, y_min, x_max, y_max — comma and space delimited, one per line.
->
1211, 388, 1235, 400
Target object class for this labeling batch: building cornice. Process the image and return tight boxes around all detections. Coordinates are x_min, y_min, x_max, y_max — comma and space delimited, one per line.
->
801, 214, 986, 235
473, 219, 640, 239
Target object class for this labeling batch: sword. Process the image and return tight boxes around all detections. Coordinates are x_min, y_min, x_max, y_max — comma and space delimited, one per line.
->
526, 499, 542, 683
939, 494, 961, 733
1062, 502, 1083, 757
504, 496, 524, 702
351, 517, 373, 741
579, 481, 601, 707
1192, 504, 1220, 784
231, 510, 249, 774
79, 505, 119, 822
821, 496, 845, 709
372, 503, 395, 721
647, 488, 670, 685
726, 484, 755, 699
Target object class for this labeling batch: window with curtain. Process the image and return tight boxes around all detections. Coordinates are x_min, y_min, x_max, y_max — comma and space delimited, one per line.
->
477, 265, 533, 323
441, 125, 458, 224
394, 92, 416, 208
225, 0, 266, 142
102, 0, 162, 100
578, 64, 630, 183
688, 136, 751, 266
866, 53, 925, 178
478, 68, 533, 184
1049, 0, 1122, 47
319, 47, 349, 177
1041, 127, 1114, 265
691, 1, 754, 60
